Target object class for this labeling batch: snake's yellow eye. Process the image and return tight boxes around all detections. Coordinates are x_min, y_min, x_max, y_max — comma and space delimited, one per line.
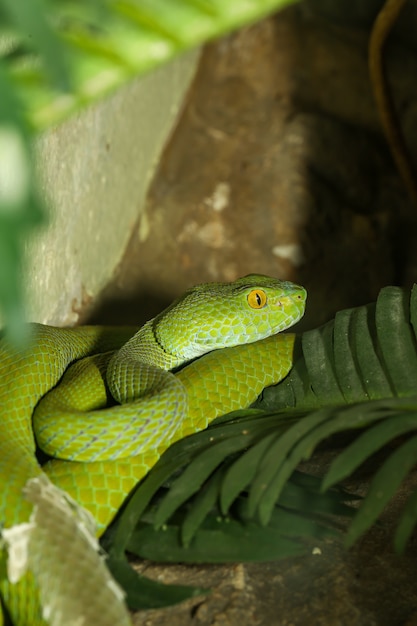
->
247, 289, 267, 309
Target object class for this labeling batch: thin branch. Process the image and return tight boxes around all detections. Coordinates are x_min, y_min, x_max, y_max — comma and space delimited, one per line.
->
369, 0, 417, 208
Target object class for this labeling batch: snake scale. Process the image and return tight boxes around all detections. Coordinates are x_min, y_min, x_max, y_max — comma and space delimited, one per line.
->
0, 274, 306, 625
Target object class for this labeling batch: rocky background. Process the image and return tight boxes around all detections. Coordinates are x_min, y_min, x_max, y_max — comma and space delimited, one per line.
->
89, 0, 417, 333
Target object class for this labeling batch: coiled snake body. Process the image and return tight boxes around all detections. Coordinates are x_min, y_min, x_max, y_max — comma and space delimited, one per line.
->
0, 275, 306, 625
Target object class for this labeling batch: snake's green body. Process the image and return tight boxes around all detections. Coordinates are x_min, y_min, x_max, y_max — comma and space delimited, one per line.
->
0, 275, 306, 625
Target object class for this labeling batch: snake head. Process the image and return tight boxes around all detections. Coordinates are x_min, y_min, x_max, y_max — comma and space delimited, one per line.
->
154, 274, 306, 363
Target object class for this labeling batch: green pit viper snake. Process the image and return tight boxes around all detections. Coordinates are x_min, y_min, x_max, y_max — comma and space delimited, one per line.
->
0, 274, 306, 626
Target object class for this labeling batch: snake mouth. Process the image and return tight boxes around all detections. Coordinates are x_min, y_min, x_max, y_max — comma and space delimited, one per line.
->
292, 285, 307, 304
275, 288, 307, 327
290, 284, 307, 301
280, 288, 307, 307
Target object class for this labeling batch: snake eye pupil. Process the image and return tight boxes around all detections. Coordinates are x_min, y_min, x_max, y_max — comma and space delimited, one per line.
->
247, 289, 267, 309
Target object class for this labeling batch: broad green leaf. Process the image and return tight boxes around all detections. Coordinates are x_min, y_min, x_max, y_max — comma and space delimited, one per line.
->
302, 321, 345, 404
106, 554, 206, 610
346, 434, 417, 547
410, 284, 417, 340
108, 412, 291, 556
351, 303, 393, 400
332, 307, 368, 403
256, 400, 400, 525
247, 408, 334, 518
220, 431, 278, 514
118, 472, 352, 567
153, 432, 269, 528
129, 508, 327, 564
375, 287, 417, 396
237, 498, 340, 540
130, 520, 307, 563
322, 409, 417, 491
277, 475, 358, 519
181, 465, 226, 547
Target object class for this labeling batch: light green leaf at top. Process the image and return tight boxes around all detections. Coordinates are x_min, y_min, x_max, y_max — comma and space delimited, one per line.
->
6, 0, 300, 131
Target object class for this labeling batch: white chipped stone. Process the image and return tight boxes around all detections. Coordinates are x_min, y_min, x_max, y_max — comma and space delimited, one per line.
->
2, 521, 34, 583
272, 243, 305, 266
